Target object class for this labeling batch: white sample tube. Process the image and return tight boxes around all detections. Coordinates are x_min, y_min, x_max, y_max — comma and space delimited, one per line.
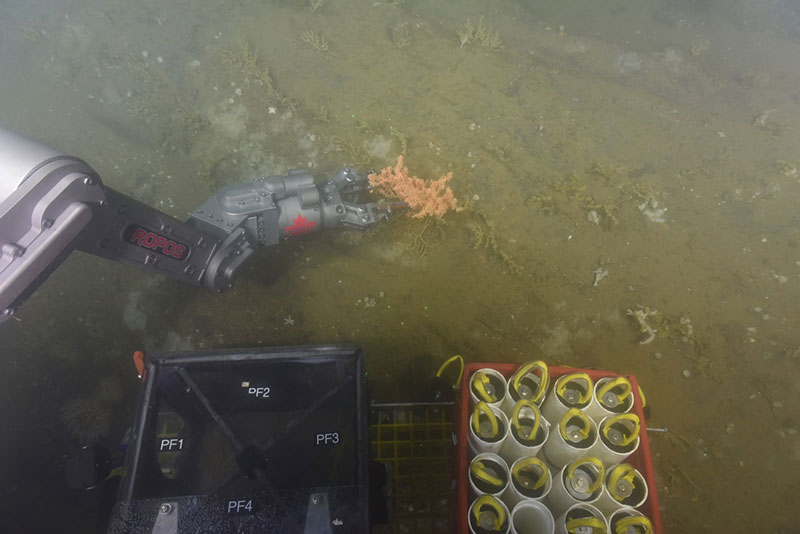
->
594, 463, 649, 516
469, 401, 510, 455
542, 408, 598, 469
546, 457, 605, 518
469, 495, 511, 534
503, 456, 552, 509
590, 414, 641, 466
502, 361, 549, 415
608, 507, 653, 534
541, 373, 593, 425
469, 453, 510, 498
500, 400, 549, 463
553, 503, 608, 534
584, 376, 634, 423
471, 368, 509, 410
509, 499, 555, 534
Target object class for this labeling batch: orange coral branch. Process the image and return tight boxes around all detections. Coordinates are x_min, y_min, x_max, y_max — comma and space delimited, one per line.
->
368, 156, 461, 218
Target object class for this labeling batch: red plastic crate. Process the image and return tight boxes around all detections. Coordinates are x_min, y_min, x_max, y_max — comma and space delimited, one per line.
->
456, 363, 662, 533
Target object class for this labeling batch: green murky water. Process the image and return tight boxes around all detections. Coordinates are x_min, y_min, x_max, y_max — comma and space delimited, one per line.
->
1, 0, 799, 531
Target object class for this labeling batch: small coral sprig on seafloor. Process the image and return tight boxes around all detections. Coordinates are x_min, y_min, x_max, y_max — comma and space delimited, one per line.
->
368, 155, 461, 219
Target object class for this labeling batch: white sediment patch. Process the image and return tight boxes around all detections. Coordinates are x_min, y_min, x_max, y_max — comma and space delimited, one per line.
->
123, 291, 147, 330
617, 51, 643, 74
627, 305, 658, 344
638, 199, 667, 223
592, 266, 609, 287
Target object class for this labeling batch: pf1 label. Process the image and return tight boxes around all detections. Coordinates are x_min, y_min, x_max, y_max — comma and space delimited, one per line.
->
159, 438, 184, 451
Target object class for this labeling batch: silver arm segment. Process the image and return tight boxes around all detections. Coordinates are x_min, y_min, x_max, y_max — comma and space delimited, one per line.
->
0, 126, 390, 322
0, 127, 105, 320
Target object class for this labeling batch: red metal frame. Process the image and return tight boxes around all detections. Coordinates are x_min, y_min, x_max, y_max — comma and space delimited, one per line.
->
455, 363, 662, 533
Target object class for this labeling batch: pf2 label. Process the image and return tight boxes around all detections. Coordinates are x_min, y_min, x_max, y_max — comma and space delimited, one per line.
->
241, 381, 270, 398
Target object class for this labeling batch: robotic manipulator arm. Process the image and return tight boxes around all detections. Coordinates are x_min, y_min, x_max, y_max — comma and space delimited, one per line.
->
0, 126, 392, 323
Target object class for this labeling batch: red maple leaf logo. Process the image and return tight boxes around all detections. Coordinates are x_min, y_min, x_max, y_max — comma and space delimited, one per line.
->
285, 213, 317, 236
